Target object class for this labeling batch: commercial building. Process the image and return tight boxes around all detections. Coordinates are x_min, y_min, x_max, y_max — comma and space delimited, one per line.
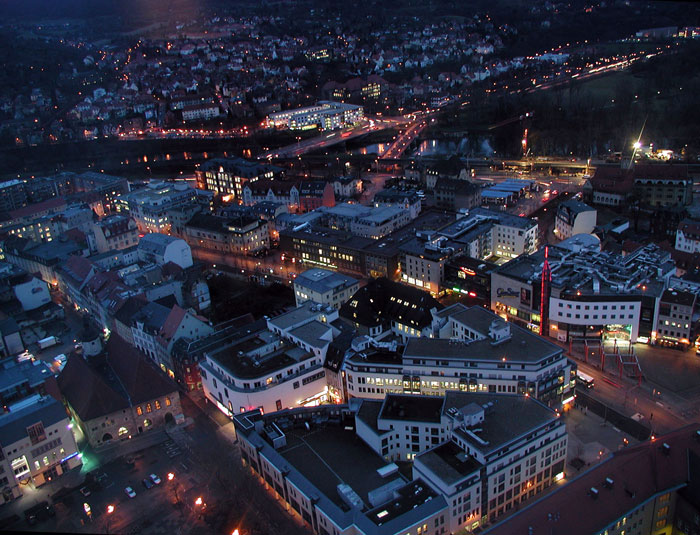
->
484, 425, 700, 535
199, 301, 339, 416
585, 164, 692, 208
491, 243, 674, 342
399, 208, 538, 296
0, 395, 82, 504
196, 158, 282, 202
344, 304, 574, 407
266, 101, 364, 131
554, 200, 597, 239
232, 388, 565, 535
319, 203, 412, 239
293, 268, 360, 309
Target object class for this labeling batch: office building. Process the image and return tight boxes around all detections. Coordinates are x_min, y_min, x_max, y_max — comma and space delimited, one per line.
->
344, 304, 574, 407
196, 158, 281, 202
116, 182, 197, 233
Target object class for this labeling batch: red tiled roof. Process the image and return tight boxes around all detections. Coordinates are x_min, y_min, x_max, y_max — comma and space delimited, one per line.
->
589, 166, 634, 194
160, 305, 186, 340
62, 255, 96, 283
484, 425, 700, 535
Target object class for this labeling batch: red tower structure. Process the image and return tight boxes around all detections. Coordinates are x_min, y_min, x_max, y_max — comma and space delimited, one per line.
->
540, 246, 551, 336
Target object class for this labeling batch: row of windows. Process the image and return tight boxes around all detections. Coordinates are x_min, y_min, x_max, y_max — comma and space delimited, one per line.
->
135, 397, 171, 416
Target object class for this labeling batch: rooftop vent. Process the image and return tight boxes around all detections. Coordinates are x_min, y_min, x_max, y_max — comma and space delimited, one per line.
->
662, 443, 671, 455
604, 477, 614, 489
589, 487, 599, 499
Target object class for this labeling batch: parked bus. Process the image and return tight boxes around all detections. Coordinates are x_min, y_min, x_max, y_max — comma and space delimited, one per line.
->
576, 371, 595, 389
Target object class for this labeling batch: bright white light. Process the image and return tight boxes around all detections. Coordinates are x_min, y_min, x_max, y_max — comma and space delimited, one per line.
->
633, 141, 642, 149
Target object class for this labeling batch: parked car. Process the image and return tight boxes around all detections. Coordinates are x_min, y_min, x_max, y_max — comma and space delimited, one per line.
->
79, 487, 91, 497
124, 487, 136, 498
142, 478, 154, 490
149, 474, 161, 485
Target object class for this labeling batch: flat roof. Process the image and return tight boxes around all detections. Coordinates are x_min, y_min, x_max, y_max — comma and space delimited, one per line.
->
415, 440, 481, 485
294, 268, 358, 294
277, 426, 399, 509
379, 394, 444, 423
444, 392, 559, 454
405, 307, 562, 364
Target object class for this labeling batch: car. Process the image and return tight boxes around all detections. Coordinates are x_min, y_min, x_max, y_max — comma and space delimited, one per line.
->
124, 487, 136, 498
80, 486, 91, 497
142, 478, 154, 489
149, 474, 161, 485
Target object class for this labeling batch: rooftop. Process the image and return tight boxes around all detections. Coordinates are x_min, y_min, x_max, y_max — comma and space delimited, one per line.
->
415, 440, 481, 486
379, 394, 444, 423
443, 392, 559, 454
0, 396, 68, 445
294, 268, 359, 294
484, 424, 700, 535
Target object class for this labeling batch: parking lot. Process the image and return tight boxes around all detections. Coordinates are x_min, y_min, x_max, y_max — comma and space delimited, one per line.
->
11, 437, 205, 534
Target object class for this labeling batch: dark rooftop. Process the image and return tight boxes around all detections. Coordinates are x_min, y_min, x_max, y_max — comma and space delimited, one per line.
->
379, 394, 444, 423
415, 440, 481, 486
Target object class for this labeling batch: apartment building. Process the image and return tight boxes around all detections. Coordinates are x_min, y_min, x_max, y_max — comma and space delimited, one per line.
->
356, 391, 567, 531
485, 425, 700, 535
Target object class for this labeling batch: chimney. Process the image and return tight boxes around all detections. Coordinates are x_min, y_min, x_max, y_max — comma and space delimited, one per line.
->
589, 487, 599, 499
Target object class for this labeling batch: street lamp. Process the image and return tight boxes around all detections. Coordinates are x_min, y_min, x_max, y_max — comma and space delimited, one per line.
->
167, 473, 174, 481
107, 505, 115, 514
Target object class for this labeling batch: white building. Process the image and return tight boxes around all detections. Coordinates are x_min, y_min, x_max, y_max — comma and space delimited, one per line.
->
358, 391, 567, 531
267, 101, 364, 131
492, 243, 674, 343
90, 214, 139, 253
675, 219, 700, 253
399, 208, 538, 296
0, 395, 82, 503
13, 275, 51, 311
137, 233, 193, 269
554, 200, 597, 240
116, 182, 197, 234
200, 302, 340, 416
293, 268, 360, 309
373, 188, 422, 220
232, 390, 565, 535
344, 305, 574, 407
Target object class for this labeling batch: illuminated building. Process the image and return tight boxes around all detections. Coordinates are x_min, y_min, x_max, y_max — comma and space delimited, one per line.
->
343, 304, 575, 407
232, 389, 566, 534
199, 301, 340, 417
266, 101, 364, 131
491, 243, 672, 343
